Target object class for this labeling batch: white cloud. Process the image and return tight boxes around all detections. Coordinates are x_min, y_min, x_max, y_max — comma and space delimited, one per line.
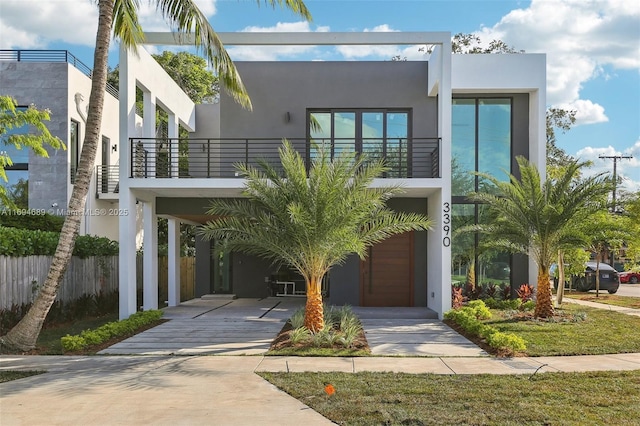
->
0, 0, 98, 48
556, 100, 608, 125
0, 0, 218, 49
477, 0, 640, 125
225, 21, 328, 61
576, 142, 640, 193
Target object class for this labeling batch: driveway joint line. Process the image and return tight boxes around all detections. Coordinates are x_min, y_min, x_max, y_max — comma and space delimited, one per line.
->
191, 301, 234, 318
259, 301, 282, 318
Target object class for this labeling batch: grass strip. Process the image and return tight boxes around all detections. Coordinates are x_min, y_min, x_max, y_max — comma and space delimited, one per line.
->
260, 370, 640, 426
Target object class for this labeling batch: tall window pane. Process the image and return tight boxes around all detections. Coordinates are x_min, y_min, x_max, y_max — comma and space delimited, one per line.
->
451, 204, 476, 289
452, 99, 476, 196
362, 111, 384, 162
386, 112, 408, 177
333, 112, 355, 157
478, 99, 511, 191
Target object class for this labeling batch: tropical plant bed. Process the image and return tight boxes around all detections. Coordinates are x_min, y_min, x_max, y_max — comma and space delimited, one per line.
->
267, 306, 371, 356
268, 321, 370, 356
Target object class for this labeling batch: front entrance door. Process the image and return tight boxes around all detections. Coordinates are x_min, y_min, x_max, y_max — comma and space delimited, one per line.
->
360, 232, 414, 307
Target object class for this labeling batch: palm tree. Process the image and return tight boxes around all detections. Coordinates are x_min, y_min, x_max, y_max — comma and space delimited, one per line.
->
0, 0, 311, 351
200, 140, 433, 332
465, 156, 609, 318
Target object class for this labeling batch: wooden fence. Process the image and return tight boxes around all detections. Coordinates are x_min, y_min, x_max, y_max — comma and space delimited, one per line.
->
1, 256, 196, 309
135, 256, 196, 303
0, 255, 118, 310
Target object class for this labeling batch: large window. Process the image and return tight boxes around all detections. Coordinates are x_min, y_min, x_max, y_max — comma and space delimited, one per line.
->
452, 98, 511, 197
451, 98, 512, 291
309, 109, 410, 177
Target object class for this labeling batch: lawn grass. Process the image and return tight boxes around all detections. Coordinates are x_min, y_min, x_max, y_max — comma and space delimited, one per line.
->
260, 370, 640, 426
486, 304, 640, 356
564, 292, 640, 309
0, 370, 44, 383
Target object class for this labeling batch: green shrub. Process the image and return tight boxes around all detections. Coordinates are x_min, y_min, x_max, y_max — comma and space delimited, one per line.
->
521, 300, 536, 311
60, 310, 163, 352
0, 211, 64, 232
468, 300, 492, 320
484, 298, 522, 310
486, 332, 527, 352
445, 305, 527, 354
0, 226, 118, 257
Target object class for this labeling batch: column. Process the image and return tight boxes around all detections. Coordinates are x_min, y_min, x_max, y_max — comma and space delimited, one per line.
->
143, 197, 158, 310
168, 218, 181, 306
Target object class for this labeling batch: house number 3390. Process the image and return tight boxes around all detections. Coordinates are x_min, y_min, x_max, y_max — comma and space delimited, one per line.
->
442, 202, 451, 247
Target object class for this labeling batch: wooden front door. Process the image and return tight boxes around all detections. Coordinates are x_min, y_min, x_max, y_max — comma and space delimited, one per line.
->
360, 232, 414, 307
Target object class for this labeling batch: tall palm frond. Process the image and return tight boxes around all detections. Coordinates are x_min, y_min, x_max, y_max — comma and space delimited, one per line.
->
465, 156, 610, 317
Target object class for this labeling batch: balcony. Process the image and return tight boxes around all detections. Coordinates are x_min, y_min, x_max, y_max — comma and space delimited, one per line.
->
128, 138, 441, 180
96, 165, 119, 199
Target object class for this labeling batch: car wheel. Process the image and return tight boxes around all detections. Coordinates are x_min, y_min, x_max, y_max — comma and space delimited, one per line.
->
630, 276, 638, 284
576, 277, 590, 292
608, 288, 618, 294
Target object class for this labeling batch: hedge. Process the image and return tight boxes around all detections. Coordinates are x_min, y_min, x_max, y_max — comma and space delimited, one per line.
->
0, 211, 64, 232
444, 300, 526, 354
60, 310, 163, 352
0, 226, 118, 258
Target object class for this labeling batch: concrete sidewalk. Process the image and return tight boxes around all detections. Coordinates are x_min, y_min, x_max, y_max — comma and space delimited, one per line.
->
2, 353, 640, 426
563, 297, 640, 317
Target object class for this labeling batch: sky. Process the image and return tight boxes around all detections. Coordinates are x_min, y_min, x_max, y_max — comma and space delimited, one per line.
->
1, 0, 638, 192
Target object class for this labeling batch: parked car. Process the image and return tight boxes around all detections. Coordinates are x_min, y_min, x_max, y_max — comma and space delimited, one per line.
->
554, 262, 620, 294
619, 270, 640, 284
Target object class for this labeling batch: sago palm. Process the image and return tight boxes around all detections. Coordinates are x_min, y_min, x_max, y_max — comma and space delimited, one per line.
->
200, 140, 433, 331
1, 0, 311, 351
466, 156, 609, 318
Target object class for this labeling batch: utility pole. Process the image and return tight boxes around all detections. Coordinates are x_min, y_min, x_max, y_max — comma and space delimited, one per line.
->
599, 154, 633, 212
599, 154, 632, 269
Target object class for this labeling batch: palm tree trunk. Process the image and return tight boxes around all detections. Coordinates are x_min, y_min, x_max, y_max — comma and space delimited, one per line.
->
534, 266, 554, 318
0, 0, 114, 351
304, 276, 324, 332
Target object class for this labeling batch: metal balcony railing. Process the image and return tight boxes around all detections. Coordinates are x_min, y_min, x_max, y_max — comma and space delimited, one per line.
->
96, 165, 120, 196
129, 137, 441, 179
0, 50, 119, 98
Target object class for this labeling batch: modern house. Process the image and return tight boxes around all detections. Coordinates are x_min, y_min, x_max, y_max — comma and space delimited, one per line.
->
116, 32, 546, 320
0, 50, 124, 241
1, 32, 545, 320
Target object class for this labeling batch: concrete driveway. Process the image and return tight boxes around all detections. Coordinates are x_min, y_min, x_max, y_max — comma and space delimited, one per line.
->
100, 297, 306, 355
100, 298, 485, 357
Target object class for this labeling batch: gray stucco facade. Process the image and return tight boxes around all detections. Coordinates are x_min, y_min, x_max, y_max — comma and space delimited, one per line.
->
1, 62, 70, 210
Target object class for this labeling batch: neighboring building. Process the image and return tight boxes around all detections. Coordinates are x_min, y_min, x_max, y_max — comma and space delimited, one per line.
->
117, 32, 546, 320
0, 50, 122, 241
